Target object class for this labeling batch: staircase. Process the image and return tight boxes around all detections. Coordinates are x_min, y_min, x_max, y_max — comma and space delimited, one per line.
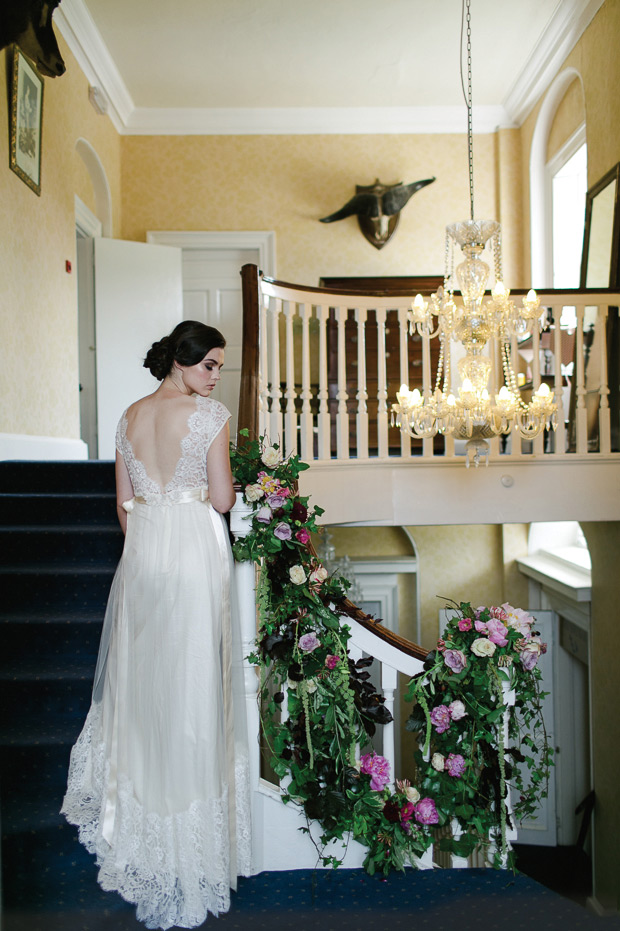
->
0, 460, 123, 915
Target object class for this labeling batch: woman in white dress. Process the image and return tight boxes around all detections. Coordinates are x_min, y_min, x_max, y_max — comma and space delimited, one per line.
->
62, 321, 252, 930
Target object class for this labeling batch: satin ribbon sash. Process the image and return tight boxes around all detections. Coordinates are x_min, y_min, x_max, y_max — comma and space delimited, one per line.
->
121, 487, 210, 511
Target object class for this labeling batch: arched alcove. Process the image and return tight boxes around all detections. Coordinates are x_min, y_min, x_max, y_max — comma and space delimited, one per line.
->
530, 67, 585, 287
75, 138, 113, 237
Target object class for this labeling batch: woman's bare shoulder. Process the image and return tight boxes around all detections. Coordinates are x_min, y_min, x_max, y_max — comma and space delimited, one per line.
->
126, 392, 196, 425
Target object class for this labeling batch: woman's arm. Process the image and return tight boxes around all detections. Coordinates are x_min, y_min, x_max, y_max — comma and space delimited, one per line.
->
115, 450, 134, 534
206, 423, 236, 513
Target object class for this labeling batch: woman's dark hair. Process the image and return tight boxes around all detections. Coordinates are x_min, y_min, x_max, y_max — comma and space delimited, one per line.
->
144, 321, 226, 380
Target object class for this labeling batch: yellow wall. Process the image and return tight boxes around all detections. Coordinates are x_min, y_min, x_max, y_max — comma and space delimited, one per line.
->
0, 37, 121, 439
120, 132, 521, 286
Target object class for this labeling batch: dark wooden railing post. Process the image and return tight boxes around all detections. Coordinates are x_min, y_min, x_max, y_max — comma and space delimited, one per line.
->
238, 264, 261, 444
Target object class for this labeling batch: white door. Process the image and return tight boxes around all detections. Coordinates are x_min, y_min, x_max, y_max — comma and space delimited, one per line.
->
93, 238, 183, 459
180, 248, 259, 439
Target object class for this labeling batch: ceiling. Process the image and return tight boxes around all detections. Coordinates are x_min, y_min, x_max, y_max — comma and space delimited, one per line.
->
55, 0, 602, 134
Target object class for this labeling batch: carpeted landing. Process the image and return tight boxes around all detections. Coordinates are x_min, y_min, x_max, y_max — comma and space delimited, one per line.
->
1, 462, 617, 931
4, 866, 620, 931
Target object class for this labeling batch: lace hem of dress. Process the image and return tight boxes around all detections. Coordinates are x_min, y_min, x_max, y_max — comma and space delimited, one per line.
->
61, 704, 252, 930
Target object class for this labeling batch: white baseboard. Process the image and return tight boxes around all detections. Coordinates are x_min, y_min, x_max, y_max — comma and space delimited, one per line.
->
0, 433, 89, 461
586, 895, 619, 917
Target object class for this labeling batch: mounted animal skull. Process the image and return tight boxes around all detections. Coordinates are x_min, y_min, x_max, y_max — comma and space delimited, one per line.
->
0, 0, 65, 77
320, 177, 435, 249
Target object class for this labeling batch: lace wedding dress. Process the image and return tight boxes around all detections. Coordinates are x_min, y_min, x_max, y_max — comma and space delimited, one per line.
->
61, 396, 252, 930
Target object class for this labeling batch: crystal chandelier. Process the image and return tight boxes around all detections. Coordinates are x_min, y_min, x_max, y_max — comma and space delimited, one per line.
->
391, 0, 558, 467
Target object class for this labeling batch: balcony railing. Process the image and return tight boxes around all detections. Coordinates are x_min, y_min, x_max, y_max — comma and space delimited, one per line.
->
239, 265, 620, 466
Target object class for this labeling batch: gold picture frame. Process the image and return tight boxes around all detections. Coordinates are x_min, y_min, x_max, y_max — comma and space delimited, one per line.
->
9, 45, 44, 196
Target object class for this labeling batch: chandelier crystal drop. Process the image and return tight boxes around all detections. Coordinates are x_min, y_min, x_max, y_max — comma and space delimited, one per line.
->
391, 0, 557, 467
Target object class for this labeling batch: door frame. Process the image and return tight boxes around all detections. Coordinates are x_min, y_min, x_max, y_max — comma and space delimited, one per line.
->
145, 230, 276, 278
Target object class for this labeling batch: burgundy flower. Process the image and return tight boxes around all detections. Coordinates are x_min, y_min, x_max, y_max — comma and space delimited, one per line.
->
291, 500, 308, 523
383, 799, 401, 824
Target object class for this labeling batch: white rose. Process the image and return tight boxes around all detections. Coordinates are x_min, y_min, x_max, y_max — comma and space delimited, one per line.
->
286, 677, 298, 690
244, 483, 264, 502
471, 637, 497, 657
310, 566, 328, 583
289, 565, 307, 585
304, 678, 318, 694
261, 446, 281, 468
431, 753, 445, 772
448, 699, 467, 721
405, 786, 421, 804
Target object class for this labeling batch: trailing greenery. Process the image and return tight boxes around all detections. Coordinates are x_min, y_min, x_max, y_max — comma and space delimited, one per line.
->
230, 432, 553, 873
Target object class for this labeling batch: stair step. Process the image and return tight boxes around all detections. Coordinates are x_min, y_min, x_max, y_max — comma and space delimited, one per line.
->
1, 568, 115, 613
1, 619, 102, 668
0, 492, 117, 526
0, 460, 115, 494
0, 526, 123, 567
1, 700, 91, 747
0, 657, 96, 681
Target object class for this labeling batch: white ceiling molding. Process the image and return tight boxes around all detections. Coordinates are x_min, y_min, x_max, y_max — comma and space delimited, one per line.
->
503, 0, 605, 125
55, 0, 134, 133
126, 105, 511, 136
56, 0, 600, 136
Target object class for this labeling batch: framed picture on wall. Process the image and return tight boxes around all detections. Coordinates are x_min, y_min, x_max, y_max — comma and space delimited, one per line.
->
9, 45, 44, 196
580, 162, 620, 288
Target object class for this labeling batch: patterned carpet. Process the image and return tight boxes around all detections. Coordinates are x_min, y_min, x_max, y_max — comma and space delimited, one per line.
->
1, 462, 617, 931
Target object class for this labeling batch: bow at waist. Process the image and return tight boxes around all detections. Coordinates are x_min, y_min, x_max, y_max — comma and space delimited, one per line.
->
121, 486, 210, 511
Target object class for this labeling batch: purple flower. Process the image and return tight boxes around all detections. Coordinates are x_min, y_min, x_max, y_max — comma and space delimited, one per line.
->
444, 649, 467, 674
273, 521, 292, 541
486, 618, 509, 646
414, 797, 439, 825
298, 632, 320, 653
256, 506, 272, 524
458, 617, 473, 632
445, 753, 466, 778
266, 493, 287, 508
430, 705, 452, 734
360, 752, 391, 791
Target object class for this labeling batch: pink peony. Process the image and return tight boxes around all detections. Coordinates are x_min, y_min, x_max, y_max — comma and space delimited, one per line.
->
502, 603, 535, 637
445, 753, 466, 778
444, 649, 467, 674
486, 618, 509, 647
474, 620, 488, 633
360, 752, 391, 791
458, 617, 473, 632
414, 797, 439, 825
448, 699, 467, 721
430, 705, 452, 734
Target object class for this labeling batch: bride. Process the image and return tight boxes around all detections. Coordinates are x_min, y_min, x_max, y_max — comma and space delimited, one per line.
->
62, 321, 252, 929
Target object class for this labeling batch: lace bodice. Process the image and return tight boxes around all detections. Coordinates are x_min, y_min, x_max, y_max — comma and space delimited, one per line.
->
116, 397, 231, 501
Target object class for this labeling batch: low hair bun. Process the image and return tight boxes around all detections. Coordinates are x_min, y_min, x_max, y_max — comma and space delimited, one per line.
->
143, 336, 173, 380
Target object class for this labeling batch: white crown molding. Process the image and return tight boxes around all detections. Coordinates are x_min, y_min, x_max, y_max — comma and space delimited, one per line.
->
55, 0, 134, 133
503, 0, 605, 126
126, 105, 511, 136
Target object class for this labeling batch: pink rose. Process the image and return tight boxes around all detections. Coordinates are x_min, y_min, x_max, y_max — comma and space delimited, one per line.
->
325, 654, 340, 670
458, 617, 473, 632
295, 528, 310, 545
414, 797, 439, 825
486, 618, 509, 647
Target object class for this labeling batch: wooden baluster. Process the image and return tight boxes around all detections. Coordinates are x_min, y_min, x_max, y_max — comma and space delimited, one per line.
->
397, 306, 411, 458
316, 303, 331, 460
531, 325, 544, 456
574, 304, 588, 454
258, 291, 269, 438
355, 307, 369, 459
283, 300, 298, 458
553, 305, 566, 455
336, 306, 349, 460
299, 303, 314, 460
239, 264, 260, 442
376, 307, 389, 459
598, 303, 611, 454
420, 328, 433, 458
269, 296, 283, 444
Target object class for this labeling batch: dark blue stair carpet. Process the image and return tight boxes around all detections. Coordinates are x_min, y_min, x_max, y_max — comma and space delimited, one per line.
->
3, 867, 618, 931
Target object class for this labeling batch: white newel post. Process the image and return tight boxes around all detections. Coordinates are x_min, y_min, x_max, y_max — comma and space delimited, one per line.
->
229, 494, 260, 812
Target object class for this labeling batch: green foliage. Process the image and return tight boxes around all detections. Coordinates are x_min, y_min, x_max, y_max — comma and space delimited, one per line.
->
230, 437, 553, 873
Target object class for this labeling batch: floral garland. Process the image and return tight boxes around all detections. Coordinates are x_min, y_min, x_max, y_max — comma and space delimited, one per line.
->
230, 431, 553, 874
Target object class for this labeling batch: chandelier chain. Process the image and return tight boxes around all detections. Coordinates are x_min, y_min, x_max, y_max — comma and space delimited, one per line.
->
461, 0, 475, 222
